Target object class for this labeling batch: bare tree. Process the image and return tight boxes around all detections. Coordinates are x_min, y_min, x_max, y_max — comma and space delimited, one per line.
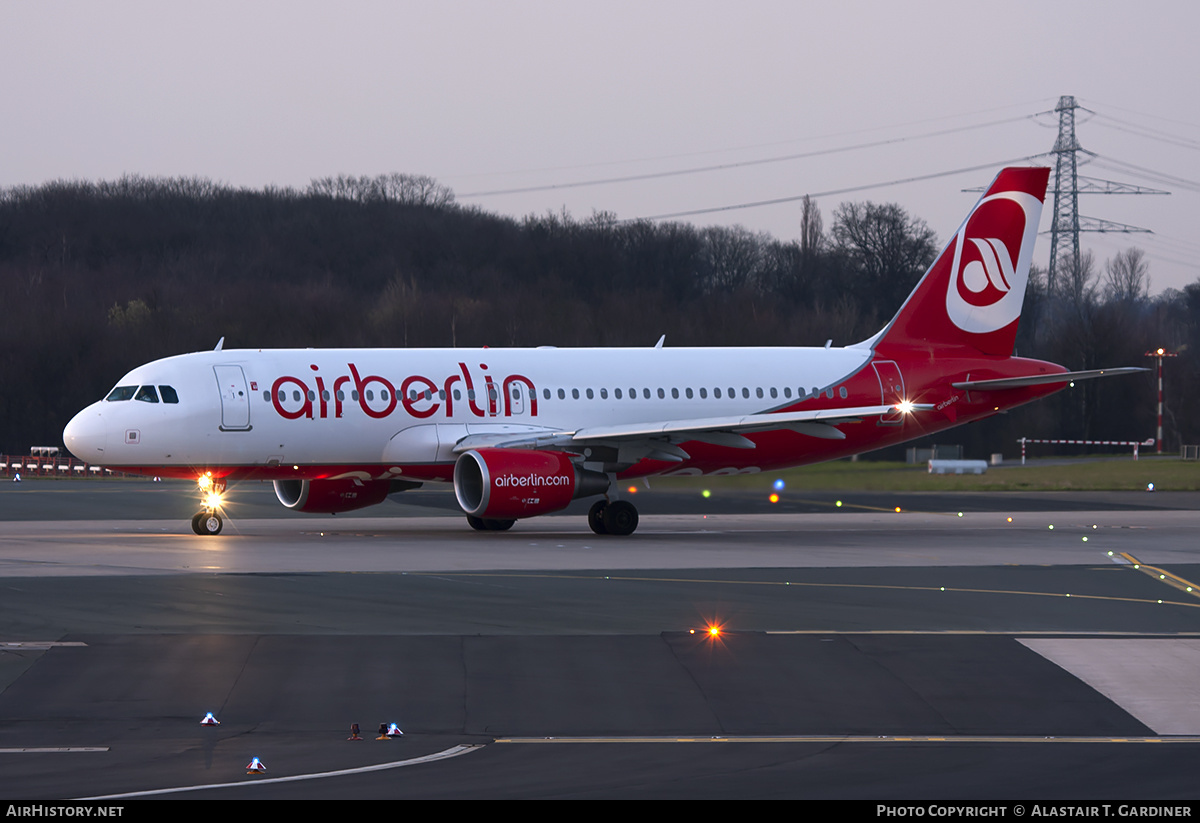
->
831, 201, 937, 312
1104, 247, 1150, 303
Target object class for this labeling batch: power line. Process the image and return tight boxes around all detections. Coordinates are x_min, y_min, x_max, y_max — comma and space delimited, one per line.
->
624, 156, 1048, 222
459, 116, 1035, 198
447, 99, 1053, 183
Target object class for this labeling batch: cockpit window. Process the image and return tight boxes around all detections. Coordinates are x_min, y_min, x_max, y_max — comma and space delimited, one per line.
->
158, 385, 179, 404
106, 386, 137, 402
134, 386, 159, 403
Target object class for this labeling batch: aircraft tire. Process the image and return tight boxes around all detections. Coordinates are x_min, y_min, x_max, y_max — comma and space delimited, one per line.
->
483, 518, 516, 531
587, 500, 608, 535
199, 512, 223, 536
602, 500, 638, 536
466, 515, 488, 531
190, 512, 204, 535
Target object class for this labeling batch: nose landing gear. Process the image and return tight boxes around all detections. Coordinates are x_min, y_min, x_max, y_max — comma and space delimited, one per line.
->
191, 510, 223, 535
191, 473, 226, 535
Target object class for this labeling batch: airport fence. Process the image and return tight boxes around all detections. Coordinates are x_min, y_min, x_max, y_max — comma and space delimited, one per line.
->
1, 454, 117, 478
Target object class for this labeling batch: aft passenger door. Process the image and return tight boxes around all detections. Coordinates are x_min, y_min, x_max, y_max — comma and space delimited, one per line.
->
872, 360, 905, 426
214, 365, 252, 431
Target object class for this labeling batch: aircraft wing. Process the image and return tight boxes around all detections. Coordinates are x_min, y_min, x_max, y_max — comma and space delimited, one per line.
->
452, 403, 929, 456
951, 367, 1144, 391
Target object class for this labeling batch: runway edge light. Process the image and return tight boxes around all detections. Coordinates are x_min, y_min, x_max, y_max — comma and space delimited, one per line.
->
200, 711, 220, 726
246, 757, 266, 774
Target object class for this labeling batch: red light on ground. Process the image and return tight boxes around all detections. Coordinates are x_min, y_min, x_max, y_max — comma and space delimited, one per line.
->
769, 493, 779, 503
709, 626, 721, 638
627, 486, 638, 494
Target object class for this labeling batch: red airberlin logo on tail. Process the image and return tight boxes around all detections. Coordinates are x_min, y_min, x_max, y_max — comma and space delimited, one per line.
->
945, 190, 1042, 334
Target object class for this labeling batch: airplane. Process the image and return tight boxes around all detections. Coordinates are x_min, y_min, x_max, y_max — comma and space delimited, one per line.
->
62, 166, 1141, 536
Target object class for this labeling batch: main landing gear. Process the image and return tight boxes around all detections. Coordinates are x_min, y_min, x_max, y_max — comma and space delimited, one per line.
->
191, 472, 225, 535
587, 499, 639, 536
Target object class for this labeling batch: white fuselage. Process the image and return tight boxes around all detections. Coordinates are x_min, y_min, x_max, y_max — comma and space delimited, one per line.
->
64, 345, 876, 477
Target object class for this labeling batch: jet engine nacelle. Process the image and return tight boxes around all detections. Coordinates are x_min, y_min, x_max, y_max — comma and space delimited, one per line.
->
454, 448, 608, 520
273, 477, 394, 514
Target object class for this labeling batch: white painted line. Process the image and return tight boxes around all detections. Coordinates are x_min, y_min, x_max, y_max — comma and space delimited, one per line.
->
77, 744, 484, 799
0, 747, 108, 753
1021, 638, 1200, 735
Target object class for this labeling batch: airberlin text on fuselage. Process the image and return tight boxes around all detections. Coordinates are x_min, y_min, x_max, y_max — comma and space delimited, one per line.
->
270, 362, 537, 421
494, 473, 571, 489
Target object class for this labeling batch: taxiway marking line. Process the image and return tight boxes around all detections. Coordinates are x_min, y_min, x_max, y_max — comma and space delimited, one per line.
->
76, 744, 484, 799
1118, 553, 1200, 601
409, 571, 1200, 610
492, 743, 1200, 748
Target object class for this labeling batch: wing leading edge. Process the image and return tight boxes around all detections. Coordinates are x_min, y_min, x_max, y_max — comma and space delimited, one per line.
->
451, 403, 929, 455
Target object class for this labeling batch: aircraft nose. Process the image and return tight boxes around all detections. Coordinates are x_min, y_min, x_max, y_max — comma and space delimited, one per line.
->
63, 404, 108, 463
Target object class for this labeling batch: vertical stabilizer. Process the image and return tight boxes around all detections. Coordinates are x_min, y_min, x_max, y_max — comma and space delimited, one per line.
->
872, 167, 1050, 357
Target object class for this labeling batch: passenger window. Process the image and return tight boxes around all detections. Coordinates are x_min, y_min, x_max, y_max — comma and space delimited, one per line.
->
629, 388, 636, 399
615, 388, 623, 399
106, 386, 137, 402
756, 387, 763, 399
770, 387, 777, 399
658, 388, 665, 399
685, 388, 693, 399
600, 388, 608, 399
671, 388, 679, 399
643, 388, 651, 399
586, 388, 594, 399
542, 389, 550, 400
714, 388, 722, 399
557, 388, 565, 399
784, 387, 792, 398
159, 385, 179, 404
700, 388, 707, 399
135, 386, 159, 403
839, 387, 848, 399
742, 388, 750, 399
572, 388, 579, 399
263, 391, 270, 402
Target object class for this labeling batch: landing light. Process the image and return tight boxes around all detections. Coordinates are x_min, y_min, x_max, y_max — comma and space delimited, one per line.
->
895, 399, 915, 414
204, 492, 223, 510
198, 472, 213, 491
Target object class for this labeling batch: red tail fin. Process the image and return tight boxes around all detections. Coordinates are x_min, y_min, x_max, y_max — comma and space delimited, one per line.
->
871, 167, 1050, 358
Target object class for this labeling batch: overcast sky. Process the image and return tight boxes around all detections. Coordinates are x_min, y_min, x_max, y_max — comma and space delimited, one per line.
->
3, 1, 1198, 292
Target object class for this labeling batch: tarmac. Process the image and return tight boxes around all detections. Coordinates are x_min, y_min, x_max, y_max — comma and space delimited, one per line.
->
1, 477, 1199, 799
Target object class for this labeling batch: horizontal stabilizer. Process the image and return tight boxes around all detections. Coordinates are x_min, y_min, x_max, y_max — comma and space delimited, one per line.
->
952, 367, 1144, 391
